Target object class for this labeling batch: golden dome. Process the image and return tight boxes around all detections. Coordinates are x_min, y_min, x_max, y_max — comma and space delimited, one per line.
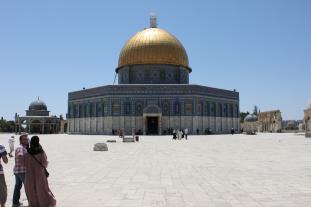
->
118, 28, 190, 70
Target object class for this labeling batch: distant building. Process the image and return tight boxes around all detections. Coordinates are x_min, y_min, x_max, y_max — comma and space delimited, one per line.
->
282, 120, 300, 130
258, 110, 282, 132
15, 98, 62, 134
67, 16, 240, 135
242, 114, 258, 134
304, 99, 311, 138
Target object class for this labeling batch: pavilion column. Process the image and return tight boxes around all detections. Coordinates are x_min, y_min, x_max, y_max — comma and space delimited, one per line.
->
158, 115, 162, 135
27, 119, 31, 133
143, 115, 146, 135
42, 120, 45, 134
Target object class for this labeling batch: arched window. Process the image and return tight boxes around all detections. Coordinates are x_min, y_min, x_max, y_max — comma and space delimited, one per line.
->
112, 101, 120, 115
162, 101, 170, 116
211, 102, 216, 117
124, 102, 131, 115
205, 102, 210, 116
96, 102, 102, 117
135, 102, 143, 116
217, 103, 222, 117
103, 102, 108, 116
175, 101, 180, 115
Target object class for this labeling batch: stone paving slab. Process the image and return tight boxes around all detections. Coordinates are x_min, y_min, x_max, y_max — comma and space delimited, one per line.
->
0, 133, 311, 207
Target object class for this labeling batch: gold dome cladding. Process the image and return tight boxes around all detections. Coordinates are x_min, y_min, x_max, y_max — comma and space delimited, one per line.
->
118, 28, 189, 69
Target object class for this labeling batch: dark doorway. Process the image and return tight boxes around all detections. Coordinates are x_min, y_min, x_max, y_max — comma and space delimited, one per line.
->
30, 120, 42, 134
147, 117, 158, 135
64, 123, 68, 133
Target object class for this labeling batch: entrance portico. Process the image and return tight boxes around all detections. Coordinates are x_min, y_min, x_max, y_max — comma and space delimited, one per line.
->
143, 105, 162, 135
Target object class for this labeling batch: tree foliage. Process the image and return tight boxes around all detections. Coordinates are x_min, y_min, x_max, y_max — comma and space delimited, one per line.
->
0, 117, 15, 132
253, 105, 258, 115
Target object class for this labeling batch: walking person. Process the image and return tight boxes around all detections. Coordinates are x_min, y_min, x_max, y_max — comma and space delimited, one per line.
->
0, 144, 8, 207
8, 136, 15, 157
24, 136, 56, 207
184, 128, 188, 140
12, 133, 29, 207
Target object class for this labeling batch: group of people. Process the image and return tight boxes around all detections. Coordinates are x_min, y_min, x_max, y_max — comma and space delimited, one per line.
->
172, 128, 188, 140
0, 133, 56, 207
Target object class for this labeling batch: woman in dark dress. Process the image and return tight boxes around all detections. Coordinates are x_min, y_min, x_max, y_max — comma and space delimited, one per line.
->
24, 136, 56, 207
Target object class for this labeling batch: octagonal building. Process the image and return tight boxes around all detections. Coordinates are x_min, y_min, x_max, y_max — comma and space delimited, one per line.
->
67, 17, 240, 135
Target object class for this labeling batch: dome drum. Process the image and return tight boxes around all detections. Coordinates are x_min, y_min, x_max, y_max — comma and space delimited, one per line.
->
117, 64, 189, 84
26, 99, 50, 117
29, 100, 47, 111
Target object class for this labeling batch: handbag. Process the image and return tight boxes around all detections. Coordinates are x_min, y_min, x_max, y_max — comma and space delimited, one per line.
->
30, 153, 50, 178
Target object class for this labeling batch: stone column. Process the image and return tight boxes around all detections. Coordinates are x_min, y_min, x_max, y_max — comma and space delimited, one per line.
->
143, 115, 146, 135
158, 115, 162, 135
27, 119, 30, 133
42, 119, 45, 134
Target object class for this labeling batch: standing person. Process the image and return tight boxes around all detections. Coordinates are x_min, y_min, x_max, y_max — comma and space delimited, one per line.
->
172, 129, 176, 140
25, 136, 56, 207
231, 128, 235, 135
184, 128, 188, 140
177, 129, 182, 140
8, 136, 15, 157
12, 133, 29, 207
0, 145, 8, 207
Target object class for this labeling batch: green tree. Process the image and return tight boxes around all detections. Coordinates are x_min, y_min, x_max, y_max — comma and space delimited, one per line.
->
253, 105, 258, 115
0, 117, 15, 132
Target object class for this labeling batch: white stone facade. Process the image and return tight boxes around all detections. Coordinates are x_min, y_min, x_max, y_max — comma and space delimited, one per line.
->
68, 116, 239, 135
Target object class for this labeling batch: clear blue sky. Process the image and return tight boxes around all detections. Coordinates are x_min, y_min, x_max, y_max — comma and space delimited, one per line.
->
0, 0, 310, 120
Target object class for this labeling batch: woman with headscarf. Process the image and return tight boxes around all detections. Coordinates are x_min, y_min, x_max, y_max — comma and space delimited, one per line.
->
24, 136, 56, 207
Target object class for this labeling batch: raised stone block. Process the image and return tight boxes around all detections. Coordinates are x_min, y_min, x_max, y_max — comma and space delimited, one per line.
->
93, 143, 108, 151
123, 136, 135, 142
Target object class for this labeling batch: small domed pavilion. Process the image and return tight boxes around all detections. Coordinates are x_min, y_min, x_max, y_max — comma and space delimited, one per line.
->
243, 114, 258, 134
15, 98, 61, 134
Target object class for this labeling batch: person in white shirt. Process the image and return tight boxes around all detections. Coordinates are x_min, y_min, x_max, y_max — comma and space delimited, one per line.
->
184, 128, 188, 140
8, 136, 15, 157
177, 130, 183, 140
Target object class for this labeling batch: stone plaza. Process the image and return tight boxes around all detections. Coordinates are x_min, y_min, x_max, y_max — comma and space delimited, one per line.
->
1, 133, 311, 207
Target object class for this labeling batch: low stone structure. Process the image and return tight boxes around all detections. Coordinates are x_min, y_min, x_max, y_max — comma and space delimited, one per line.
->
258, 110, 282, 132
242, 114, 258, 134
304, 99, 311, 138
123, 136, 135, 142
60, 119, 68, 134
93, 143, 108, 151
